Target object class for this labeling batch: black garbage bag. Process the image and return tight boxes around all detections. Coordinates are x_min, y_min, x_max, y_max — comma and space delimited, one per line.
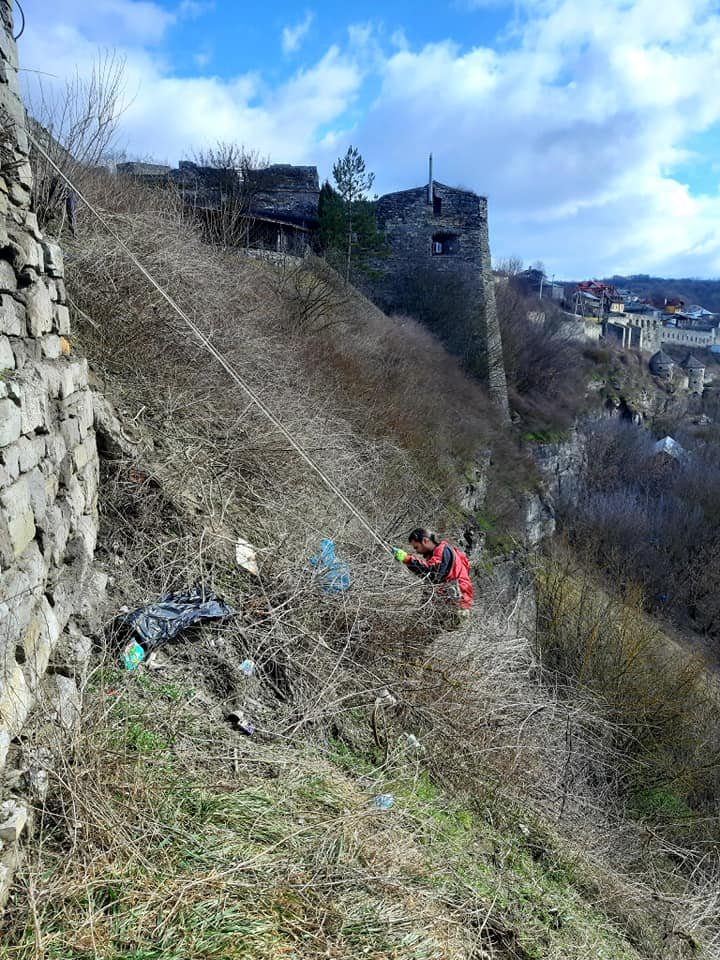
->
115, 586, 235, 654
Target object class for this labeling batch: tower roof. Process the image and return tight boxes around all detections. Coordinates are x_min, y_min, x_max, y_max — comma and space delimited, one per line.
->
681, 353, 704, 370
650, 350, 674, 368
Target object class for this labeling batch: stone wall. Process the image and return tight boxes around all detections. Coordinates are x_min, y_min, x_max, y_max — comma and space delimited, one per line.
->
0, 0, 101, 900
245, 164, 320, 222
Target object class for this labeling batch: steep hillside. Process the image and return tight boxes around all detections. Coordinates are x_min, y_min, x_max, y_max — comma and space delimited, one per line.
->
3, 169, 719, 959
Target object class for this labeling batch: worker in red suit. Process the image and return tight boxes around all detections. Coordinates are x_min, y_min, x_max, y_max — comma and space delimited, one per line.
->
393, 527, 473, 620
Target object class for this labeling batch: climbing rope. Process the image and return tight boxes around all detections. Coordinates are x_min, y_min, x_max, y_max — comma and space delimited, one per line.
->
24, 129, 393, 556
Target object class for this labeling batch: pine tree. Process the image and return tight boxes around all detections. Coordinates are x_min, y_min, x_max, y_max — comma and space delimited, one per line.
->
331, 146, 375, 283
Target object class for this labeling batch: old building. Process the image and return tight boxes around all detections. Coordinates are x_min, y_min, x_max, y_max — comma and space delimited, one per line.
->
649, 350, 675, 380
118, 160, 320, 254
368, 158, 507, 413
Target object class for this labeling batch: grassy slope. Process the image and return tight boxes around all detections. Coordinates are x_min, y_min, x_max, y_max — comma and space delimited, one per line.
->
6, 667, 661, 960
4, 175, 716, 958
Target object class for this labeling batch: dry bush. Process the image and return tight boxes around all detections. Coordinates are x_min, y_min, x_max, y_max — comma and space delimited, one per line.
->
26, 51, 127, 232
535, 553, 720, 825
496, 283, 591, 435
13, 163, 717, 955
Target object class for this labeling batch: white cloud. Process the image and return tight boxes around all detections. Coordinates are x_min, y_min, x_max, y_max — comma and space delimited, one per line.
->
344, 0, 720, 275
16, 0, 720, 275
281, 11, 314, 55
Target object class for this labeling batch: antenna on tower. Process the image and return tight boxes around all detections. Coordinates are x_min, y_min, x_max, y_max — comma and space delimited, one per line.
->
428, 153, 433, 204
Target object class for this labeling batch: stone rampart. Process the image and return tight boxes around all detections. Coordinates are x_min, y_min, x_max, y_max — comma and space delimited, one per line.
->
0, 0, 101, 899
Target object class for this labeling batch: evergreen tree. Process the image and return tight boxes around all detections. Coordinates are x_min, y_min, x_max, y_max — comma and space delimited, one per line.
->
331, 146, 376, 283
318, 178, 385, 283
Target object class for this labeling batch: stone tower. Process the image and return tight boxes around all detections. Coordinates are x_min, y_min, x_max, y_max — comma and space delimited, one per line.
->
681, 353, 705, 394
370, 158, 509, 416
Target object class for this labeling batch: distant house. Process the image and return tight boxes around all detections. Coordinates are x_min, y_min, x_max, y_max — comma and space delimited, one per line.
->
575, 280, 622, 316
661, 297, 685, 314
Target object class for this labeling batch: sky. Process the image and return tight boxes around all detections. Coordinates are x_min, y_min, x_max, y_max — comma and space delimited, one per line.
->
14, 0, 720, 278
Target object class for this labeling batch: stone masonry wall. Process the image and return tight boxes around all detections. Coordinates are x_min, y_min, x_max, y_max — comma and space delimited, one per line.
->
372, 182, 486, 307
0, 0, 101, 871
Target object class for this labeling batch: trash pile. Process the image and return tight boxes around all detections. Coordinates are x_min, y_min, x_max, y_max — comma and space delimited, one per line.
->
115, 586, 235, 671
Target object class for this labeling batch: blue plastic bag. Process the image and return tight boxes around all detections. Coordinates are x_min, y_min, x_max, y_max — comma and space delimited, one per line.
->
309, 538, 350, 593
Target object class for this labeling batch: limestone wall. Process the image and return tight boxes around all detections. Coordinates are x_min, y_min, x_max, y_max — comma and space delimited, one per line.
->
0, 0, 100, 780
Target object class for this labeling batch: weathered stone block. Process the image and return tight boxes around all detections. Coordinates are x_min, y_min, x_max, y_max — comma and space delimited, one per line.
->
18, 379, 48, 435
53, 302, 70, 334
26, 466, 51, 522
22, 597, 61, 685
0, 557, 45, 662
16, 436, 43, 473
0, 334, 13, 371
44, 433, 67, 466
0, 441, 19, 483
0, 397, 21, 447
63, 390, 94, 437
64, 474, 85, 520
8, 178, 30, 207
0, 261, 16, 293
6, 226, 40, 274
0, 664, 31, 737
45, 674, 81, 733
72, 435, 95, 471
68, 515, 97, 562
0, 295, 24, 336
25, 282, 53, 336
0, 477, 36, 563
52, 621, 92, 671
0, 801, 28, 842
37, 503, 69, 566
41, 241, 64, 278
60, 416, 81, 451
40, 334, 61, 360
23, 211, 41, 240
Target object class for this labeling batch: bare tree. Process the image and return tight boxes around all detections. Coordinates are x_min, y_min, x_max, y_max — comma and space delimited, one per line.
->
186, 141, 268, 249
494, 255, 524, 277
27, 51, 128, 232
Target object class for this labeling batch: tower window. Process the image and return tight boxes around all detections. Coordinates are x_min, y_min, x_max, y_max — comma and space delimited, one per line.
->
433, 196, 442, 216
431, 232, 458, 255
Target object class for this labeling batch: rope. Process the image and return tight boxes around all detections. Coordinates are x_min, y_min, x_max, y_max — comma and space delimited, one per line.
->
12, 0, 25, 41
25, 129, 393, 556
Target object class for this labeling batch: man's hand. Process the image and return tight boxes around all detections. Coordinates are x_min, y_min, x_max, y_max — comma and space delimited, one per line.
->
393, 548, 408, 563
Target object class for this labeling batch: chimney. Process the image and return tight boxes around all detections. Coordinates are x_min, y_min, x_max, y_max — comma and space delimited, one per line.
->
427, 153, 433, 204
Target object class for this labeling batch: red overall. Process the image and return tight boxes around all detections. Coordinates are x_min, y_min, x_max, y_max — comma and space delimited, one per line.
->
404, 540, 474, 610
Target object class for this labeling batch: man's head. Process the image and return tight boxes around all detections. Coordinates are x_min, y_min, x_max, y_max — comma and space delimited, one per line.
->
408, 527, 438, 557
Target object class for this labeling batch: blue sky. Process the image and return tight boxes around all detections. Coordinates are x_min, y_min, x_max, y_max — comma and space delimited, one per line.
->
16, 0, 720, 277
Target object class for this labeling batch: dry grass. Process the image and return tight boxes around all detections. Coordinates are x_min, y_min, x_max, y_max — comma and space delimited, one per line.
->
5, 167, 719, 957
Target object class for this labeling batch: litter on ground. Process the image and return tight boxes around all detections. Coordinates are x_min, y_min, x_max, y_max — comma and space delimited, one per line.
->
115, 586, 235, 663
309, 538, 351, 593
236, 537, 259, 575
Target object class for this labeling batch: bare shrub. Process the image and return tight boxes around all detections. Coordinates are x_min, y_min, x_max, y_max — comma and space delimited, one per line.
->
272, 254, 351, 334
26, 51, 127, 232
496, 282, 590, 434
184, 140, 268, 248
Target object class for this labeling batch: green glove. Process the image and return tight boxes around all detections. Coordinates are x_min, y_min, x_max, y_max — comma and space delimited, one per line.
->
393, 548, 408, 563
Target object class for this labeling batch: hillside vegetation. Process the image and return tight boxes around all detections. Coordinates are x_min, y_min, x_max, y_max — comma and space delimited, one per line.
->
5, 171, 720, 958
